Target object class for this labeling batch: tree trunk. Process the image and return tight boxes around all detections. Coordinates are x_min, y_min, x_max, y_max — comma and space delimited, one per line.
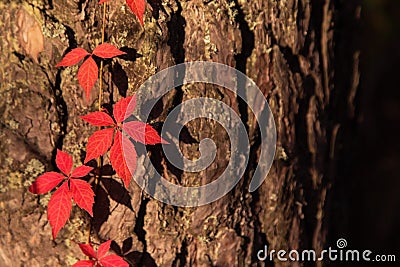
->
0, 0, 361, 266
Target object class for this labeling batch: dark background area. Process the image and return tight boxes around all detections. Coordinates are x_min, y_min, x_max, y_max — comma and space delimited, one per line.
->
330, 0, 400, 265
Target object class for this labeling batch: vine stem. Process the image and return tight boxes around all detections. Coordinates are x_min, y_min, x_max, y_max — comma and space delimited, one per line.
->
87, 1, 108, 246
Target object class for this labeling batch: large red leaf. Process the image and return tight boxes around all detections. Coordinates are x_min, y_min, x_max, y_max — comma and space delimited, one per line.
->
99, 254, 129, 267
72, 260, 95, 267
28, 172, 65, 194
47, 182, 72, 239
78, 243, 97, 259
84, 128, 115, 163
70, 179, 94, 216
113, 96, 136, 124
92, 43, 126, 59
126, 0, 146, 26
71, 165, 94, 178
77, 56, 98, 99
97, 240, 112, 259
56, 48, 89, 67
56, 149, 73, 176
81, 111, 115, 127
110, 131, 137, 187
123, 121, 168, 144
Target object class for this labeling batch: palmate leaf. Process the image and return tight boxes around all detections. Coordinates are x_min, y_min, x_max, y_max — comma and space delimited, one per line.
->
74, 241, 128, 267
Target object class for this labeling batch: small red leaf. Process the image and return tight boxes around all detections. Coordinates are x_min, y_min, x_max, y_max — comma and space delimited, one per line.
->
123, 121, 169, 144
56, 48, 89, 67
70, 179, 94, 216
72, 260, 95, 267
113, 96, 136, 123
110, 131, 137, 188
71, 165, 93, 178
84, 128, 115, 163
78, 243, 97, 259
78, 56, 98, 99
99, 254, 129, 267
99, 0, 109, 4
126, 0, 146, 26
28, 172, 65, 194
92, 43, 126, 59
47, 182, 72, 239
97, 240, 112, 259
56, 149, 73, 176
81, 111, 115, 127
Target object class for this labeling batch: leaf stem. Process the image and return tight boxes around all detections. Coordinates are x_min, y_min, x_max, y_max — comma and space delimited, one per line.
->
87, 1, 108, 247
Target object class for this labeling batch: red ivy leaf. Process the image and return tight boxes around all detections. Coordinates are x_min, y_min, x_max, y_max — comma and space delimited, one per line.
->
70, 179, 94, 216
72, 260, 95, 267
110, 131, 137, 187
92, 43, 126, 59
47, 182, 72, 239
78, 243, 97, 259
28, 172, 65, 194
123, 121, 168, 145
84, 128, 115, 163
56, 149, 73, 176
126, 0, 146, 26
99, 254, 129, 267
97, 240, 112, 259
113, 95, 136, 123
81, 111, 115, 127
78, 56, 98, 99
56, 48, 89, 67
71, 165, 93, 178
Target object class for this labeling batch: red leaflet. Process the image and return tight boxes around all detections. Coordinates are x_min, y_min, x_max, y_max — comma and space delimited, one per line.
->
113, 95, 136, 123
71, 165, 94, 178
78, 243, 97, 259
29, 150, 94, 238
110, 132, 137, 187
100, 254, 129, 267
78, 56, 98, 99
123, 121, 169, 144
126, 0, 146, 26
56, 149, 73, 175
47, 182, 72, 239
84, 128, 115, 163
70, 179, 95, 216
28, 172, 65, 194
97, 240, 112, 259
81, 111, 115, 127
93, 43, 126, 59
56, 48, 89, 67
74, 241, 128, 267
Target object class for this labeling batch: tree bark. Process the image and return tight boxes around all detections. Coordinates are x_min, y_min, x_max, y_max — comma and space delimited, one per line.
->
0, 0, 361, 266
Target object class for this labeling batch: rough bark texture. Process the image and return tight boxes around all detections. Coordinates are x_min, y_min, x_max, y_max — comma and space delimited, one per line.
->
0, 0, 362, 266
